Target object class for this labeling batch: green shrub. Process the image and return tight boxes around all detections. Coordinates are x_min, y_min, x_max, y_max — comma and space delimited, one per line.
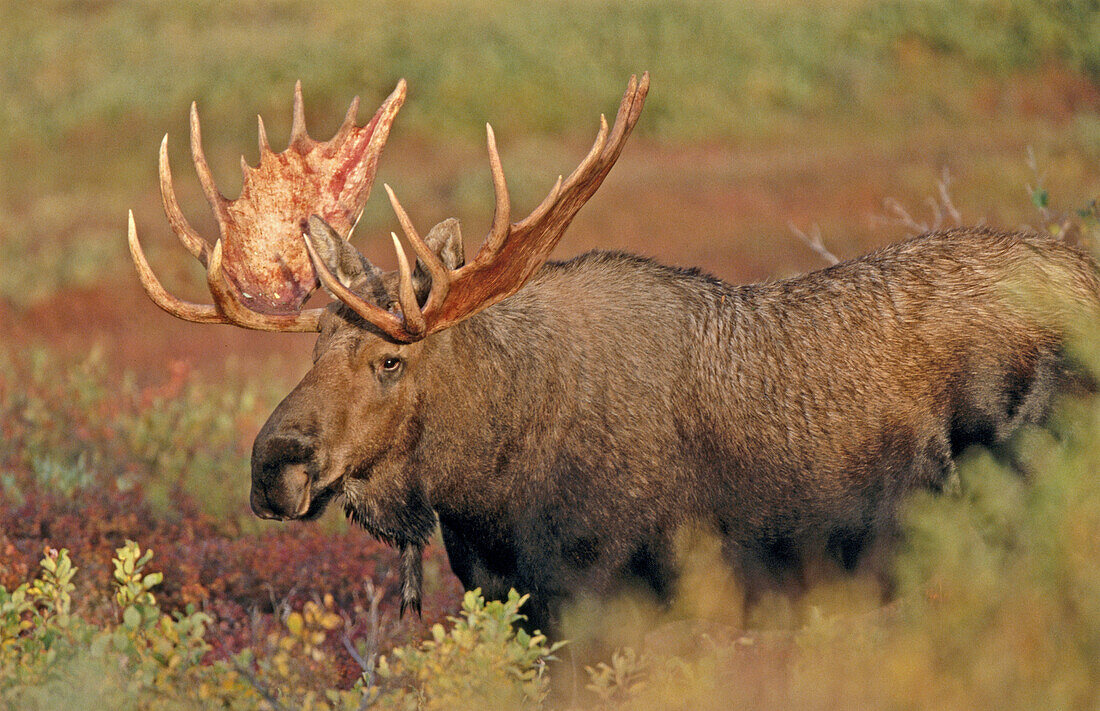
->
0, 542, 239, 710
1, 543, 557, 710
372, 589, 564, 710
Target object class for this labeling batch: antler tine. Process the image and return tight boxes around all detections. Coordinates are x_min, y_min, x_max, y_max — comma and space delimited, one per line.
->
513, 73, 642, 234
513, 112, 607, 233
521, 175, 563, 230
158, 134, 212, 264
205, 239, 322, 332
384, 184, 451, 312
302, 228, 414, 342
391, 233, 427, 335
602, 73, 647, 162
289, 80, 309, 148
329, 95, 361, 150
188, 103, 232, 226
127, 211, 227, 324
562, 114, 610, 189
483, 124, 511, 254
257, 114, 271, 155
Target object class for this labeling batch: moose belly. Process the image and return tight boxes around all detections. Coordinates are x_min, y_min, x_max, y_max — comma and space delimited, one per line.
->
437, 506, 674, 634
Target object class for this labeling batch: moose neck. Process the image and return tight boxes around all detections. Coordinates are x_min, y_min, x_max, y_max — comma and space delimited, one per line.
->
410, 285, 580, 518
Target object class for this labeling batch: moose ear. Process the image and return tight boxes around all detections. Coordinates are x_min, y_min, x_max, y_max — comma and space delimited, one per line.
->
412, 218, 464, 299
303, 215, 383, 294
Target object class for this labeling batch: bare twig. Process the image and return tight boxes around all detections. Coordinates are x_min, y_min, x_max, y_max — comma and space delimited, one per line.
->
788, 222, 840, 266
263, 583, 298, 620
1022, 146, 1090, 244
876, 197, 929, 235
872, 167, 967, 237
1025, 145, 1054, 225
208, 613, 289, 711
342, 579, 386, 710
228, 654, 289, 711
925, 197, 943, 232
937, 167, 962, 226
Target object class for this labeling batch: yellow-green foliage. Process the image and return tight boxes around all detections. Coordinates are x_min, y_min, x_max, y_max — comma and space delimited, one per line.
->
1, 544, 560, 710
1, 542, 233, 710
372, 589, 564, 710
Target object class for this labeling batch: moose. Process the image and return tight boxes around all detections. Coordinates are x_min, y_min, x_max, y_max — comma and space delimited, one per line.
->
128, 74, 1100, 634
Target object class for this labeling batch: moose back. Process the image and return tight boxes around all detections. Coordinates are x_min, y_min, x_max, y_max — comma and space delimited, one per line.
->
128, 75, 1100, 633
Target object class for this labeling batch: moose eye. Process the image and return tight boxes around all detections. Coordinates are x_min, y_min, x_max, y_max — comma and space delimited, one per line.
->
380, 356, 403, 373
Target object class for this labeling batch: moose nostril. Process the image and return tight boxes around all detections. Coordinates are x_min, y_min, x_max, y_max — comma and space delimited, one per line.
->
250, 485, 280, 520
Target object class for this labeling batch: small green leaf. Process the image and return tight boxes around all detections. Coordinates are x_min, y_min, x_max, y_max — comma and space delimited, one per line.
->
1032, 188, 1049, 209
123, 606, 141, 630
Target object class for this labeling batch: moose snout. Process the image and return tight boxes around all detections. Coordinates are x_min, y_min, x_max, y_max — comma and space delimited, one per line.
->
250, 435, 316, 520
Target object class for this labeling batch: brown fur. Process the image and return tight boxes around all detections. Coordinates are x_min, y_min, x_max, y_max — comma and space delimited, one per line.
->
250, 226, 1100, 634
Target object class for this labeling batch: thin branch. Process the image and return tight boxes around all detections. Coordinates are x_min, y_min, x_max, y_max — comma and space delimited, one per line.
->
875, 197, 929, 235
209, 612, 289, 711
788, 222, 839, 265
924, 197, 944, 232
937, 167, 962, 226
342, 578, 385, 710
228, 654, 290, 711
1025, 145, 1053, 225
263, 583, 298, 620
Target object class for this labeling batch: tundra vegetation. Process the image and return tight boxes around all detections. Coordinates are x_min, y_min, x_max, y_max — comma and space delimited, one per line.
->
3, 1, 1100, 709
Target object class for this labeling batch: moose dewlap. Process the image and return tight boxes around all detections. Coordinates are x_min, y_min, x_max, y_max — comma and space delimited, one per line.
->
128, 74, 1100, 634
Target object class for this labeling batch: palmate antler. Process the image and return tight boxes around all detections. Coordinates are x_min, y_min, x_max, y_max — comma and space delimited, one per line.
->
128, 80, 407, 331
303, 72, 650, 342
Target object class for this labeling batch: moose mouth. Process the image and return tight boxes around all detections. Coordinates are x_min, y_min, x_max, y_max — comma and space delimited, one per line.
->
299, 485, 339, 521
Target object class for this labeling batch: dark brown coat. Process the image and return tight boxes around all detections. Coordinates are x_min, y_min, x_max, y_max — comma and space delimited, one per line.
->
251, 225, 1100, 633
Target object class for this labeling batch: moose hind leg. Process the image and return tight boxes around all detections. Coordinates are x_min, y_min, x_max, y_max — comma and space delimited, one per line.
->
986, 350, 1062, 476
997, 350, 1060, 439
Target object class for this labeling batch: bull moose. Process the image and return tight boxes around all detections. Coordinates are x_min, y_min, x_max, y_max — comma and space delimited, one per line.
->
127, 74, 1100, 634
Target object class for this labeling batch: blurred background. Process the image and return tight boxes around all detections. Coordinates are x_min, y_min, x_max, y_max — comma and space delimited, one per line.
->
1, 0, 1099, 705
3, 0, 1098, 375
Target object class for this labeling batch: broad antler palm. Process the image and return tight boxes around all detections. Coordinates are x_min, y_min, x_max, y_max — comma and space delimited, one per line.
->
128, 80, 406, 331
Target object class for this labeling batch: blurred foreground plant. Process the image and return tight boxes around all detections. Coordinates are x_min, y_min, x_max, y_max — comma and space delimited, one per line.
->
0, 544, 557, 710
373, 589, 564, 710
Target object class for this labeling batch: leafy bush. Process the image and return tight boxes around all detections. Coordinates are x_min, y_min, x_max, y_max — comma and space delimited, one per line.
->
372, 589, 564, 710
0, 347, 267, 523
1, 545, 555, 710
1, 542, 231, 710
